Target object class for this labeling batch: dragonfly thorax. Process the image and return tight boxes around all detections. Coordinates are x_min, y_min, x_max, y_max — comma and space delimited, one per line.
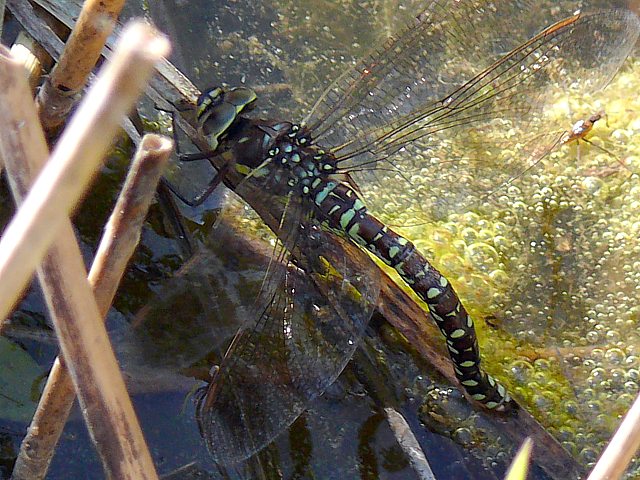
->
263, 124, 338, 197
195, 87, 339, 197
222, 119, 338, 197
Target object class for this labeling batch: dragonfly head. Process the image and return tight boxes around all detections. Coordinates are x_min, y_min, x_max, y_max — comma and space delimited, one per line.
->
196, 87, 258, 151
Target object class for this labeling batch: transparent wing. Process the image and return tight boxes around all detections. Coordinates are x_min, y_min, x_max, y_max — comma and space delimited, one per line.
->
118, 216, 267, 381
302, 4, 640, 220
190, 189, 380, 465
304, 0, 548, 141
128, 182, 380, 464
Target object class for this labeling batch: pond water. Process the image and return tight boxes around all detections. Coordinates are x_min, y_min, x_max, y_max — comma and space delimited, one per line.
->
2, 0, 640, 479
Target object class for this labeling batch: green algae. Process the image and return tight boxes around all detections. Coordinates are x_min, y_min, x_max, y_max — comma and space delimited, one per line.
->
364, 56, 640, 474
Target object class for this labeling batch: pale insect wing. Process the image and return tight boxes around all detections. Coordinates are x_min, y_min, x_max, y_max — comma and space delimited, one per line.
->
327, 10, 640, 222
117, 216, 263, 380
196, 191, 381, 464
303, 0, 548, 144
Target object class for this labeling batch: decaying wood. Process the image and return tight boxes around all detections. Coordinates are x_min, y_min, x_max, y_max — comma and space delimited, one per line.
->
5, 1, 587, 478
0, 22, 168, 480
11, 134, 172, 480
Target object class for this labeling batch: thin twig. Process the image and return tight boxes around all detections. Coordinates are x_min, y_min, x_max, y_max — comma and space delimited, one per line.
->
0, 22, 169, 324
384, 407, 436, 480
10, 134, 173, 480
37, 0, 126, 132
587, 392, 640, 480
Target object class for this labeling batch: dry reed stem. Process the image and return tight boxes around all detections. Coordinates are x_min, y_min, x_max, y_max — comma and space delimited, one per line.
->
0, 21, 169, 324
91, 135, 174, 311
0, 22, 169, 479
10, 134, 173, 480
37, 0, 126, 132
587, 392, 640, 480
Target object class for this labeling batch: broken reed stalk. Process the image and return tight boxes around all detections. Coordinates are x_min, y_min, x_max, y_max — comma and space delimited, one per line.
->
37, 0, 126, 133
384, 408, 435, 480
10, 134, 173, 480
0, 22, 169, 480
0, 21, 169, 326
586, 392, 640, 480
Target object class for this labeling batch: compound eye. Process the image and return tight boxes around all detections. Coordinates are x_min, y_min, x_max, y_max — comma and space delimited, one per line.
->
195, 86, 259, 151
201, 102, 237, 150
226, 87, 257, 111
195, 87, 224, 121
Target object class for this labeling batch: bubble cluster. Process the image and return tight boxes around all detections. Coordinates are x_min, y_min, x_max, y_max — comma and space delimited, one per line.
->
365, 57, 640, 473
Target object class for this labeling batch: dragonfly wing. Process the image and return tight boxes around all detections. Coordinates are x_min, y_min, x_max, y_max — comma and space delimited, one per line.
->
302, 6, 639, 219
195, 192, 381, 464
307, 6, 638, 156
123, 239, 268, 376
305, 1, 543, 136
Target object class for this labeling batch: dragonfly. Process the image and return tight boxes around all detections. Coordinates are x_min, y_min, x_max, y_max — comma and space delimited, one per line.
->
162, 1, 640, 465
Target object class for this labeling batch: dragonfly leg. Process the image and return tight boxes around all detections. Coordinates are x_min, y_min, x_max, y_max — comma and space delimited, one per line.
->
159, 172, 225, 208
157, 105, 226, 207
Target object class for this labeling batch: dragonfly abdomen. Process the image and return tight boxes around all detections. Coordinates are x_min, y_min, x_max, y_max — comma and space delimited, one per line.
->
312, 177, 512, 411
